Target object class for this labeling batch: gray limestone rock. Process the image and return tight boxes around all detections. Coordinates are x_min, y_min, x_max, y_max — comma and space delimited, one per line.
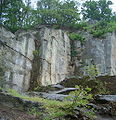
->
0, 27, 35, 91
94, 95, 116, 102
0, 26, 116, 92
74, 31, 116, 76
49, 88, 78, 94
0, 26, 71, 91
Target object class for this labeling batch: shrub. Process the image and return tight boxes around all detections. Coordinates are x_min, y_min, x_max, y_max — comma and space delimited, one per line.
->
68, 33, 85, 45
83, 65, 109, 94
85, 21, 116, 38
65, 85, 96, 120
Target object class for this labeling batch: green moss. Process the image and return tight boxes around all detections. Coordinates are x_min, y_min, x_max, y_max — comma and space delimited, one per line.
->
60, 76, 109, 94
7, 88, 96, 120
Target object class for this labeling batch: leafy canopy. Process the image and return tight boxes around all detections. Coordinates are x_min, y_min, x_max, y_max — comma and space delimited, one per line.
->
82, 0, 113, 21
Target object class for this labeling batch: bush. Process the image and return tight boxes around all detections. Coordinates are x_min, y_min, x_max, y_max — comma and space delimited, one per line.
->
65, 85, 96, 120
68, 33, 85, 44
86, 21, 116, 38
83, 65, 109, 94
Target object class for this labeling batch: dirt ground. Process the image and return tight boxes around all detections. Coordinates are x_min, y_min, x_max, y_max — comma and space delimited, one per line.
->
0, 105, 40, 120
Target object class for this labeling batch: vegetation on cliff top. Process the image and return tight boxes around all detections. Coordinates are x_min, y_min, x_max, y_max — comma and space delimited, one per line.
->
0, 0, 116, 34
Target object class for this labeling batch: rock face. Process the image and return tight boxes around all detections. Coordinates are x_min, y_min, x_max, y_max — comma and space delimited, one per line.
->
0, 26, 116, 91
38, 27, 71, 85
74, 31, 116, 76
0, 26, 71, 91
0, 27, 35, 91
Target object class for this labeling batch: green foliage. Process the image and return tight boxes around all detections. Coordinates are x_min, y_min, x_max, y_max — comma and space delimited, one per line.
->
71, 49, 78, 57
1, 0, 81, 31
72, 22, 88, 30
1, 0, 25, 31
1, 0, 115, 33
67, 85, 93, 107
68, 33, 85, 44
107, 22, 116, 32
27, 107, 42, 117
36, 0, 80, 27
0, 87, 2, 91
69, 33, 85, 57
85, 20, 116, 37
65, 85, 96, 120
111, 12, 116, 22
84, 65, 99, 79
83, 65, 109, 94
82, 0, 112, 21
33, 50, 39, 57
7, 88, 96, 120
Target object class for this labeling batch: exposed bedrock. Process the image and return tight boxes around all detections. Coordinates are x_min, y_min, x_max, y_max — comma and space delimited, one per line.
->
0, 26, 116, 91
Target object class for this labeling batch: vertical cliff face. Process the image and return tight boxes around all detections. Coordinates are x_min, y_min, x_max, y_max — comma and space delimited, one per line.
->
111, 32, 116, 75
38, 27, 71, 85
74, 31, 116, 76
0, 26, 116, 91
0, 27, 35, 91
0, 26, 71, 91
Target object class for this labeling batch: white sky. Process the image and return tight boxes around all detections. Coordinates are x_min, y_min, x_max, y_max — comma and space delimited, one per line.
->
111, 0, 116, 12
31, 0, 116, 12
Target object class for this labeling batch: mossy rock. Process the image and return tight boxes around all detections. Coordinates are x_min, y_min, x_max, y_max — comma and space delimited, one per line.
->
60, 76, 116, 94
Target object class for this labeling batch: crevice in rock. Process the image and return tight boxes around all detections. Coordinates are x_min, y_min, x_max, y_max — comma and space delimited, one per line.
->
0, 40, 32, 62
29, 33, 42, 90
22, 34, 29, 89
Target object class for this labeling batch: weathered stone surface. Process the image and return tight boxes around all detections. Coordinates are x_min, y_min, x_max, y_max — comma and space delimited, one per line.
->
38, 27, 71, 85
0, 92, 42, 110
94, 95, 116, 102
38, 92, 68, 101
49, 88, 78, 94
60, 76, 116, 94
51, 84, 64, 89
74, 31, 116, 76
0, 26, 71, 91
25, 91, 68, 101
0, 26, 116, 91
0, 27, 35, 91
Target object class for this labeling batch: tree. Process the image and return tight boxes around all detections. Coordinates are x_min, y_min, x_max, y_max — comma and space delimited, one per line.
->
81, 0, 112, 21
36, 0, 80, 26
36, 0, 60, 25
0, 0, 25, 30
111, 12, 116, 22
58, 0, 80, 27
0, 0, 81, 31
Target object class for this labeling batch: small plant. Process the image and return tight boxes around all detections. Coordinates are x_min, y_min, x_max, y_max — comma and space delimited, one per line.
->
27, 107, 42, 117
0, 87, 2, 91
84, 65, 99, 79
65, 85, 96, 120
71, 49, 78, 57
83, 65, 109, 94
33, 50, 39, 57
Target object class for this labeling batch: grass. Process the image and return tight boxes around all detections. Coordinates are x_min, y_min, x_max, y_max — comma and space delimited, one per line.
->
7, 88, 96, 120
7, 89, 72, 119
